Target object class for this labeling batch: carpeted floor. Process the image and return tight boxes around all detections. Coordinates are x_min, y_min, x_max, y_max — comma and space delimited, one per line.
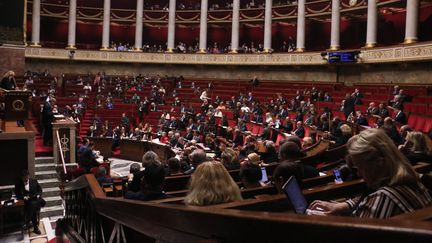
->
34, 136, 53, 157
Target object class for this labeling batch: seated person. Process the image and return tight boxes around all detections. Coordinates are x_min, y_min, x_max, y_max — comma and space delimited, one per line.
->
78, 141, 99, 173
14, 170, 45, 234
302, 137, 313, 149
221, 148, 241, 170
184, 161, 242, 206
167, 157, 183, 176
183, 149, 208, 175
292, 121, 305, 138
240, 162, 265, 189
272, 161, 304, 192
96, 166, 113, 185
309, 129, 432, 218
125, 162, 171, 201
127, 163, 141, 185
399, 131, 432, 165
329, 124, 353, 148
279, 142, 319, 179
128, 151, 160, 192
394, 108, 407, 125
260, 141, 279, 164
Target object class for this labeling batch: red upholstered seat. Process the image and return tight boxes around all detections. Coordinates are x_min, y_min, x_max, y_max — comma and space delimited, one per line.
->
276, 133, 285, 146
426, 107, 432, 116
414, 116, 426, 131
228, 120, 237, 128
404, 103, 414, 113
422, 118, 432, 133
408, 114, 418, 128
251, 124, 260, 135
415, 105, 427, 114
246, 123, 253, 132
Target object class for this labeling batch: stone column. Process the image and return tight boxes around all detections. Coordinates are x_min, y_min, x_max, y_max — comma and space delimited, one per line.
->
67, 0, 77, 49
263, 0, 273, 53
167, 0, 176, 52
198, 0, 208, 53
31, 0, 41, 47
404, 0, 419, 44
296, 0, 306, 52
101, 0, 111, 50
365, 0, 377, 48
230, 0, 240, 53
329, 0, 340, 50
134, 0, 144, 51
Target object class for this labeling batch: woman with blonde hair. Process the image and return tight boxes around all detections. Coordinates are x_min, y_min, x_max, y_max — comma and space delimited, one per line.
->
185, 161, 242, 206
399, 131, 432, 165
309, 128, 432, 218
265, 112, 273, 124
1, 70, 17, 90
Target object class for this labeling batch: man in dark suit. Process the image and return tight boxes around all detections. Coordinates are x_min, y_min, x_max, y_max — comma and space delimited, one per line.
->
79, 141, 99, 172
278, 106, 288, 119
343, 93, 355, 120
293, 121, 305, 138
378, 103, 389, 118
366, 102, 379, 116
250, 76, 259, 87
233, 129, 244, 147
15, 170, 44, 234
42, 98, 55, 145
355, 111, 369, 126
352, 88, 363, 105
394, 109, 407, 125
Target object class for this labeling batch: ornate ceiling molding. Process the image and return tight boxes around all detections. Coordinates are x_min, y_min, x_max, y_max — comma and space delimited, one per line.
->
25, 48, 326, 65
360, 42, 432, 63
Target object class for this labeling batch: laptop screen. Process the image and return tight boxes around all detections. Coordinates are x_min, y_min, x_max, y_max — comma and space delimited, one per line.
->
282, 176, 308, 214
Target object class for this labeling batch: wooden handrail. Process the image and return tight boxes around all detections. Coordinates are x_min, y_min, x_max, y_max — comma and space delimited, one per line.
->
63, 173, 432, 242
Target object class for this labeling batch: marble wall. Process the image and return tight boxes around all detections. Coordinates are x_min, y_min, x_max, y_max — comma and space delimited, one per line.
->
25, 59, 432, 84
0, 45, 25, 75
24, 59, 337, 82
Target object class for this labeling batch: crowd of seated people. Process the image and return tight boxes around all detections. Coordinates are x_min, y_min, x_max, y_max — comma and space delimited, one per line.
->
73, 72, 430, 167
108, 39, 296, 54
20, 68, 432, 219
309, 128, 432, 218
142, 0, 298, 11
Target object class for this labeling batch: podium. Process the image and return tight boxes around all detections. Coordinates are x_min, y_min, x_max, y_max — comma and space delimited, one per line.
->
52, 118, 77, 170
0, 89, 35, 186
0, 89, 32, 121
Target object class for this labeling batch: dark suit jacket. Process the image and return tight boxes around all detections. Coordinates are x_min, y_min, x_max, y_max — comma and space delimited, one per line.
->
343, 97, 355, 119
394, 111, 407, 125
233, 133, 244, 146
279, 109, 288, 118
15, 179, 42, 200
294, 126, 305, 138
128, 170, 145, 192
42, 102, 54, 126
0, 77, 15, 90
356, 117, 369, 126
379, 108, 389, 118
284, 123, 293, 133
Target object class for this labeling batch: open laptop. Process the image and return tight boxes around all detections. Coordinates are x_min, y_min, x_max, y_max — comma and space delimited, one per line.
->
282, 176, 327, 215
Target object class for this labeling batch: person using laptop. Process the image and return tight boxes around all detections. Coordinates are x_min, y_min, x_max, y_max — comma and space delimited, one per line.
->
309, 129, 432, 219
